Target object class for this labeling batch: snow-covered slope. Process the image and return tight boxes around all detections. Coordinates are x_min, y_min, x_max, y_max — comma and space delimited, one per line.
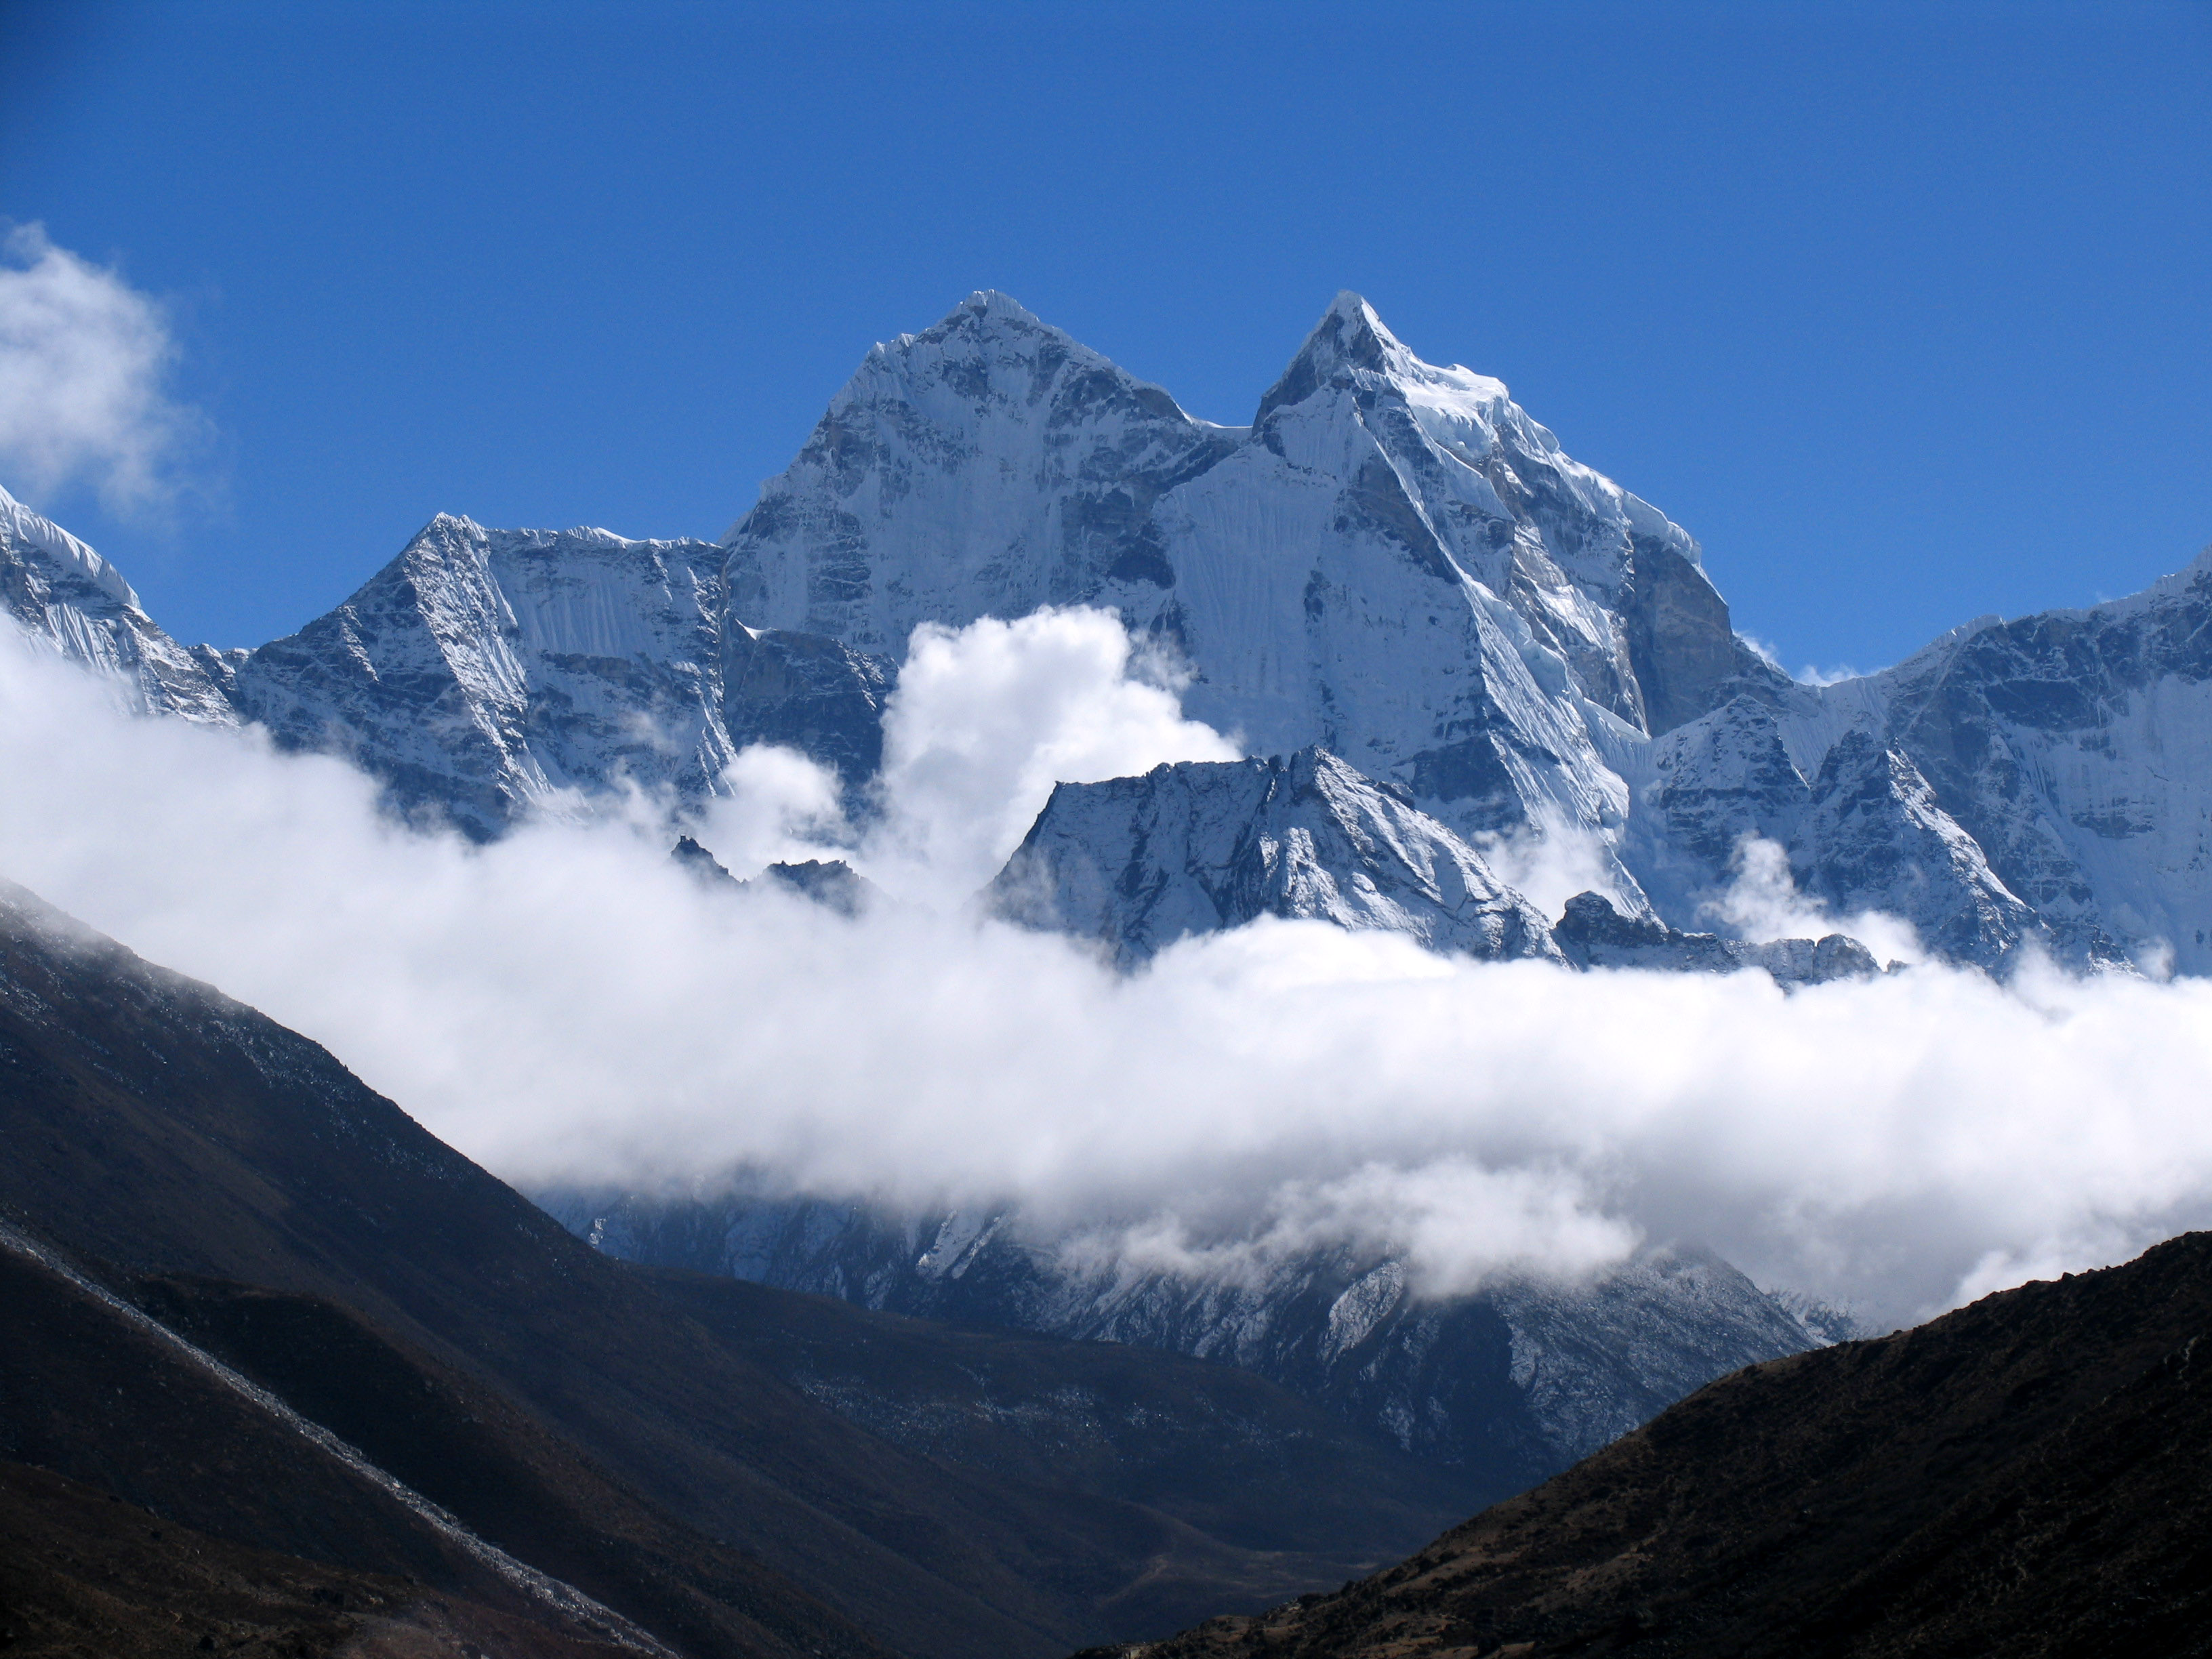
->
989, 745, 1563, 965
725, 292, 1776, 861
218, 515, 895, 837
0, 485, 238, 724
1851, 557, 2212, 971
539, 1185, 1832, 1498
1612, 556, 2212, 970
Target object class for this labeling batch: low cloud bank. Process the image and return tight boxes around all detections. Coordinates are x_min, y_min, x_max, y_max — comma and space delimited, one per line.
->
3, 616, 2209, 1325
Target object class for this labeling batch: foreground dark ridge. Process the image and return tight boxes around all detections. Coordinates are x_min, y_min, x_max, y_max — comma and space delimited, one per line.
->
0, 877, 1468, 1657
0, 1216, 674, 1656
1105, 1231, 2212, 1659
0, 1458, 640, 1659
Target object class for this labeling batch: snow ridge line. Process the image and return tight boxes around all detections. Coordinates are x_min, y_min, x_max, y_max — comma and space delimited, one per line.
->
0, 1216, 680, 1658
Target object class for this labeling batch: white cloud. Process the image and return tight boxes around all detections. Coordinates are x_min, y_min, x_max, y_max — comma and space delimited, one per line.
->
689, 742, 852, 874
1702, 834, 1927, 965
1076, 1160, 1641, 1299
863, 607, 1240, 905
0, 224, 203, 514
1475, 815, 1633, 925
3, 615, 2211, 1327
1738, 634, 1873, 689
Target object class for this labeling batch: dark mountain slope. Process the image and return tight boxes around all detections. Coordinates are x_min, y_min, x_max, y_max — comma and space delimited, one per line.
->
0, 1239, 640, 1646
0, 1457, 626, 1659
0, 879, 1466, 1656
1118, 1230, 2212, 1659
649, 1269, 1473, 1622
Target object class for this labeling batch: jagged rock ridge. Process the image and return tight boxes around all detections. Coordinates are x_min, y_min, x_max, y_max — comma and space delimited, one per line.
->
989, 746, 1562, 965
1552, 891, 1879, 985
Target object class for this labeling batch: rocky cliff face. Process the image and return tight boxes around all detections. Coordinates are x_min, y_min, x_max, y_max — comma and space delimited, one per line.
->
987, 746, 1562, 965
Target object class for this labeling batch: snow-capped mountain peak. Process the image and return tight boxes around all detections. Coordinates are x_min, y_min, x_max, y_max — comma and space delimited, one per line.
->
1255, 290, 1511, 425
0, 483, 238, 724
0, 484, 142, 610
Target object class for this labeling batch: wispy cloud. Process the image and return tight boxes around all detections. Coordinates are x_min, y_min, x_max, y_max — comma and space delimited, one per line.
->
1739, 634, 1872, 689
0, 224, 206, 516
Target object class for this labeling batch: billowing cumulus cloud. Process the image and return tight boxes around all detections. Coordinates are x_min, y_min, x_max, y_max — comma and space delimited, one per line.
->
861, 607, 1241, 905
2, 613, 2209, 1329
0, 224, 203, 514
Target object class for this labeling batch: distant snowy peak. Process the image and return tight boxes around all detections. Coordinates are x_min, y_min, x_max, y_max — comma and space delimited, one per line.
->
1631, 532, 2211, 970
228, 514, 740, 836
0, 484, 140, 609
1849, 554, 2212, 970
0, 483, 238, 724
988, 745, 1565, 966
723, 289, 1235, 653
1251, 291, 1509, 424
1632, 693, 2068, 971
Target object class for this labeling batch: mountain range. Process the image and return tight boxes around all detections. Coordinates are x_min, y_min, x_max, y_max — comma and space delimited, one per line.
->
7, 291, 2206, 970
5, 288, 2208, 1654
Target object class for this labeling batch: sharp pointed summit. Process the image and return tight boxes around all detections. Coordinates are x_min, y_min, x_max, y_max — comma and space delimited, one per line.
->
1255, 292, 1513, 424
1256, 291, 1417, 421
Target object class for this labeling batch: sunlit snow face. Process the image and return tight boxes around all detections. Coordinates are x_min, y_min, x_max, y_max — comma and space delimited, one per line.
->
3, 609, 2209, 1328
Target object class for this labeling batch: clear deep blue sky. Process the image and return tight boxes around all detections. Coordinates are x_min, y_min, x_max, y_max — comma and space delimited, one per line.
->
3, 0, 2207, 671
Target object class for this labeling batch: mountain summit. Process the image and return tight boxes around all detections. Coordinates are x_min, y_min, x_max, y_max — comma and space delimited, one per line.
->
7, 290, 2208, 962
1252, 292, 1462, 422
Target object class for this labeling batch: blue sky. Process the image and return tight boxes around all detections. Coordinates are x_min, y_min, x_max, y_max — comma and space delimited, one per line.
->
3, 0, 2207, 670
